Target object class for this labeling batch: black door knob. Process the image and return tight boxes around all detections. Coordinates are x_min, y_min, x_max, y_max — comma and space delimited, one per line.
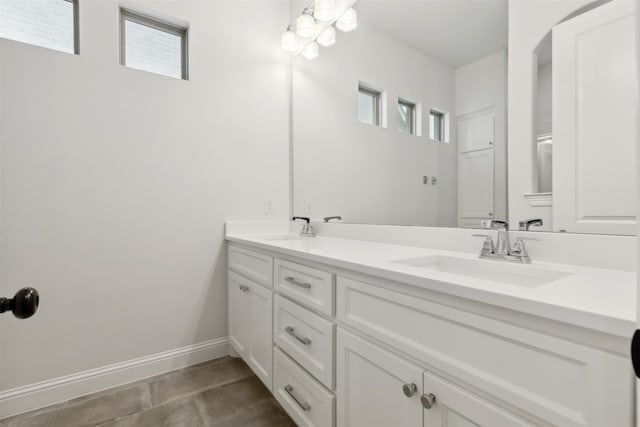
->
0, 287, 39, 319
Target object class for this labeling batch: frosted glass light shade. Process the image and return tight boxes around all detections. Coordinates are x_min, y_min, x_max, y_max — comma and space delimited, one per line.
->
336, 8, 357, 32
314, 0, 336, 22
296, 13, 316, 38
317, 26, 336, 47
301, 42, 319, 60
281, 28, 302, 52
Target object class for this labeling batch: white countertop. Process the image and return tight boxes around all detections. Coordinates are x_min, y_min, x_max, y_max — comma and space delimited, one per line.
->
226, 232, 636, 339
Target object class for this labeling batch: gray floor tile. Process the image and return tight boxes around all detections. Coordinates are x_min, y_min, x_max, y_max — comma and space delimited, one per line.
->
148, 357, 253, 406
97, 398, 205, 427
0, 357, 295, 427
194, 376, 273, 423
208, 400, 297, 427
6, 385, 151, 427
0, 402, 67, 427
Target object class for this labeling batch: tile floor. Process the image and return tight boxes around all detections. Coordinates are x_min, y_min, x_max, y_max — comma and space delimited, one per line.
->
0, 357, 296, 427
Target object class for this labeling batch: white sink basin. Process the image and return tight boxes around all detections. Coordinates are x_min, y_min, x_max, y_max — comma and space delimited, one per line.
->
391, 255, 570, 287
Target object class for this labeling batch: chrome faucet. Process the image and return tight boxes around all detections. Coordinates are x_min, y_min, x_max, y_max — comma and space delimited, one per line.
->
481, 220, 510, 254
518, 218, 543, 231
292, 216, 316, 237
323, 216, 342, 223
473, 219, 540, 264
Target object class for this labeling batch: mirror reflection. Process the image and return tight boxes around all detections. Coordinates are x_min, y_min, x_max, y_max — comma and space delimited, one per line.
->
292, 0, 508, 228
292, 0, 636, 235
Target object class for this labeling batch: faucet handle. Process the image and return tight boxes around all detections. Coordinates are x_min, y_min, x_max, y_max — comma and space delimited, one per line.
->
292, 216, 310, 223
515, 237, 541, 241
472, 234, 495, 254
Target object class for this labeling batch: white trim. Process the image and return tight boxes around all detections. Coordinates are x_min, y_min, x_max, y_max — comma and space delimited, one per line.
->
0, 337, 229, 420
524, 192, 553, 207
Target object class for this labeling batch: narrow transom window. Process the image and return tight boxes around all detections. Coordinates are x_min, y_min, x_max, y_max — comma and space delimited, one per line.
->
0, 0, 78, 54
120, 9, 188, 80
430, 109, 445, 141
397, 99, 416, 135
358, 85, 381, 126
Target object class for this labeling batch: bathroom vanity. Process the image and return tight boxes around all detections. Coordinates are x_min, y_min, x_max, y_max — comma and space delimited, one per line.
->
225, 222, 635, 427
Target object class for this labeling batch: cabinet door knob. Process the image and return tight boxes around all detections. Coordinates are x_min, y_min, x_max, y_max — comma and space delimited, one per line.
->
421, 393, 437, 409
402, 383, 417, 397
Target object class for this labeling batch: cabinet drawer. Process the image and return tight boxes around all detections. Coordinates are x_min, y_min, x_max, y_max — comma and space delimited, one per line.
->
337, 276, 632, 427
228, 245, 273, 287
274, 295, 335, 389
275, 258, 334, 316
274, 348, 335, 427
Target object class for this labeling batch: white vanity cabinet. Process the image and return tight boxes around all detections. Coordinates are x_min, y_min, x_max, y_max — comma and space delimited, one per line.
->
227, 248, 274, 391
226, 241, 633, 427
336, 328, 424, 427
336, 328, 539, 427
422, 371, 539, 427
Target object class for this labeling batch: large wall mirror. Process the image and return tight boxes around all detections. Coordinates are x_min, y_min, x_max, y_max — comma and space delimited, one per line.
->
290, 0, 637, 235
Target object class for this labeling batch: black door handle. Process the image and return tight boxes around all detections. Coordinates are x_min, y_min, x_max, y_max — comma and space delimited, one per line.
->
0, 287, 39, 319
632, 330, 640, 378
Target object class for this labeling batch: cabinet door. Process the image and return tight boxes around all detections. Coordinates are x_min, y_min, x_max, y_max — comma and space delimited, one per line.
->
247, 280, 273, 391
553, 0, 636, 235
458, 112, 495, 153
228, 271, 250, 357
457, 149, 494, 226
423, 372, 538, 427
336, 328, 423, 427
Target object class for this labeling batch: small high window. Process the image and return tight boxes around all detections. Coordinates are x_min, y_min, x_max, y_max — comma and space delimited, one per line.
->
120, 9, 188, 80
397, 99, 416, 135
0, 0, 78, 54
358, 84, 381, 126
430, 109, 445, 141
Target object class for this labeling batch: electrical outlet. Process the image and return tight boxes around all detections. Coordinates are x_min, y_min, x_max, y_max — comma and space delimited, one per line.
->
264, 199, 275, 215
304, 199, 313, 213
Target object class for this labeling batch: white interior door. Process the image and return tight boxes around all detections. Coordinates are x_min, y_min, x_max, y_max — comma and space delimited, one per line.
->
458, 112, 495, 153
553, 0, 637, 235
458, 149, 495, 227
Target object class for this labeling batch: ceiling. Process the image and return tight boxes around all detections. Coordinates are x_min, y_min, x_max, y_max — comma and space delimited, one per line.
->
357, 0, 508, 69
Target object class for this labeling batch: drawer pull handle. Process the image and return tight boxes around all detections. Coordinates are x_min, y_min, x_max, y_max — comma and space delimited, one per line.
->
421, 393, 436, 409
285, 276, 311, 289
285, 326, 312, 345
284, 384, 311, 411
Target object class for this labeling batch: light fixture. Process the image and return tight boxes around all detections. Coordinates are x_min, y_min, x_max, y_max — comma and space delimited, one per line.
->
316, 26, 336, 47
314, 0, 336, 22
301, 41, 319, 60
281, 25, 302, 52
281, 1, 359, 56
336, 8, 357, 32
296, 9, 316, 38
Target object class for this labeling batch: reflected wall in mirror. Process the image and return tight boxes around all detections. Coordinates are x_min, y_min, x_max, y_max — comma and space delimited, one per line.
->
292, 0, 637, 235
292, 0, 508, 228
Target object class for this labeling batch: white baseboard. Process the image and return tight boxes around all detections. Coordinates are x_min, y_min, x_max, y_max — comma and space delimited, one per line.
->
0, 337, 229, 420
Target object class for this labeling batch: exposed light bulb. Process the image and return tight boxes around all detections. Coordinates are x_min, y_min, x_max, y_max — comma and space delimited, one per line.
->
316, 26, 336, 47
296, 11, 316, 38
301, 42, 319, 60
281, 26, 302, 52
314, 0, 336, 22
336, 8, 357, 32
